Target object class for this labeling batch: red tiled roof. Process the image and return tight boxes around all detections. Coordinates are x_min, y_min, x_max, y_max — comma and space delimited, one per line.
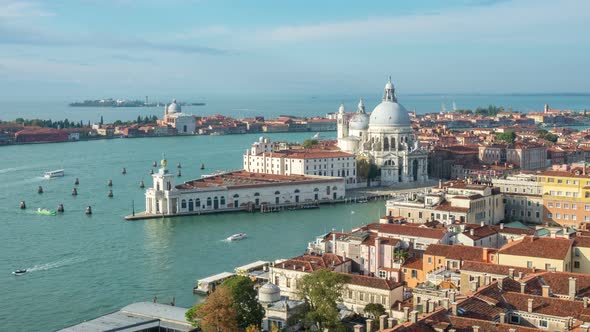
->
460, 261, 535, 277
342, 273, 402, 290
503, 291, 590, 319
274, 253, 347, 272
424, 244, 488, 262
498, 236, 573, 260
403, 258, 424, 271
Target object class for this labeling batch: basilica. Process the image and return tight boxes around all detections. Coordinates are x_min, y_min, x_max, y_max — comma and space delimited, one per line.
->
337, 78, 428, 185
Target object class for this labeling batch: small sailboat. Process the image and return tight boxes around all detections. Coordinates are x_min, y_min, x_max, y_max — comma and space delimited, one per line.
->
226, 233, 247, 241
12, 269, 27, 276
36, 208, 57, 216
312, 132, 321, 139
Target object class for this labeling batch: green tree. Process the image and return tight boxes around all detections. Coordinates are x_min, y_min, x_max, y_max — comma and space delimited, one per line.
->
297, 269, 351, 331
364, 303, 386, 318
393, 249, 409, 264
302, 139, 318, 149
246, 324, 261, 332
221, 275, 265, 329
535, 129, 558, 143
185, 286, 239, 332
495, 131, 516, 143
356, 158, 380, 187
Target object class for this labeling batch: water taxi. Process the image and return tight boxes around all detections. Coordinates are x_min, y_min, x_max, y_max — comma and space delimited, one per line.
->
36, 208, 57, 216
44, 169, 64, 179
226, 233, 247, 241
12, 269, 27, 276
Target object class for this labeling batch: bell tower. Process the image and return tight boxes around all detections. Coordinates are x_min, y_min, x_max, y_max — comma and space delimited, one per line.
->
337, 103, 348, 139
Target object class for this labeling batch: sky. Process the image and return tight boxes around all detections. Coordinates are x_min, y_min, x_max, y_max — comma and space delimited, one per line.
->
0, 0, 589, 100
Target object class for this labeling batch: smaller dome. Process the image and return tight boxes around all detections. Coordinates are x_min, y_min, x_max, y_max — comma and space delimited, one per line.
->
349, 112, 370, 130
259, 283, 281, 303
167, 99, 181, 114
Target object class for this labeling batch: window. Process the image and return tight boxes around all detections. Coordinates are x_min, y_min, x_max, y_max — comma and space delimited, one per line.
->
427, 257, 432, 264
411, 270, 417, 278
575, 261, 581, 269
379, 270, 387, 278
573, 204, 578, 209
556, 203, 561, 208
548, 213, 553, 218
527, 261, 533, 268
286, 278, 291, 287
586, 205, 590, 211
539, 320, 548, 328
548, 202, 553, 208
556, 213, 561, 219
565, 203, 569, 209
510, 315, 520, 324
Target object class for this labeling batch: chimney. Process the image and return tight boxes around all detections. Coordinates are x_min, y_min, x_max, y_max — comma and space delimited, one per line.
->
410, 310, 418, 324
442, 298, 450, 310
563, 227, 569, 238
449, 290, 456, 303
569, 277, 577, 300
470, 229, 475, 236
542, 285, 550, 297
302, 266, 306, 272
451, 302, 458, 316
483, 248, 489, 262
527, 298, 534, 313
499, 312, 506, 324
508, 268, 515, 279
484, 274, 491, 286
498, 278, 503, 291
550, 229, 557, 238
366, 318, 373, 332
480, 221, 485, 227
473, 326, 480, 332
388, 317, 395, 329
403, 307, 410, 322
379, 315, 387, 331
500, 223, 504, 230
518, 271, 523, 280
520, 282, 526, 294
428, 299, 435, 313
353, 324, 364, 332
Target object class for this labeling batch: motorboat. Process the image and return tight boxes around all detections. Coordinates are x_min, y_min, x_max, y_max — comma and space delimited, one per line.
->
226, 233, 247, 241
44, 169, 64, 179
36, 208, 57, 216
12, 269, 27, 276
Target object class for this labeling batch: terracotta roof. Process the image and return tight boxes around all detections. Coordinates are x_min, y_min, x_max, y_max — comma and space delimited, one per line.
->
366, 223, 447, 240
341, 273, 402, 290
461, 261, 535, 277
534, 271, 590, 298
503, 291, 590, 320
498, 236, 573, 260
274, 253, 347, 272
424, 244, 487, 262
574, 236, 590, 248
448, 316, 543, 332
462, 225, 498, 240
403, 257, 424, 271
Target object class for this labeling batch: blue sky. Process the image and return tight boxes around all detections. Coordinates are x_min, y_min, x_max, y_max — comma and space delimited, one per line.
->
1, 0, 589, 99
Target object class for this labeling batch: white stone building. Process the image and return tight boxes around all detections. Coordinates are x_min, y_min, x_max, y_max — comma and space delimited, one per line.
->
337, 78, 428, 185
492, 173, 544, 224
158, 99, 196, 134
144, 160, 345, 216
243, 137, 358, 187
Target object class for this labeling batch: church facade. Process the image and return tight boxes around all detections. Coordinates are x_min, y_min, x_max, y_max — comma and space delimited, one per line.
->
337, 78, 428, 185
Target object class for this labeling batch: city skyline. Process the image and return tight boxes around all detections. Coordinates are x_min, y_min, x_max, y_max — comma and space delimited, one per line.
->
1, 0, 589, 99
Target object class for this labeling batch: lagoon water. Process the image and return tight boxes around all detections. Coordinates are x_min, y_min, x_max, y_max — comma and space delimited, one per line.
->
0, 131, 396, 331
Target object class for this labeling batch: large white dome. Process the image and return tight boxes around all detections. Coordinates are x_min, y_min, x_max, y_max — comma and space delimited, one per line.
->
369, 101, 411, 128
349, 112, 370, 130
167, 99, 181, 114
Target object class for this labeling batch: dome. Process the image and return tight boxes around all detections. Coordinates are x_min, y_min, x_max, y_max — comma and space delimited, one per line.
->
369, 101, 411, 128
349, 112, 370, 130
167, 99, 181, 114
259, 283, 281, 303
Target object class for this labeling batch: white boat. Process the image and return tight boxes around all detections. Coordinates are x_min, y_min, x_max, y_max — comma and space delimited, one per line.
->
313, 132, 321, 139
12, 269, 27, 276
226, 233, 247, 241
44, 169, 64, 179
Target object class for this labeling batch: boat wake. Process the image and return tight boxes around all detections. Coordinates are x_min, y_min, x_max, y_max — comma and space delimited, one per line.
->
24, 256, 87, 273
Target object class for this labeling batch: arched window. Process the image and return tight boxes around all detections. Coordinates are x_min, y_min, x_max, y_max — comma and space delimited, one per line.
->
220, 196, 226, 205
274, 191, 280, 195
181, 199, 187, 208
254, 192, 260, 196
233, 194, 239, 198
294, 189, 300, 193
313, 188, 319, 192
332, 186, 337, 190
196, 198, 201, 208
383, 137, 389, 150
207, 197, 212, 207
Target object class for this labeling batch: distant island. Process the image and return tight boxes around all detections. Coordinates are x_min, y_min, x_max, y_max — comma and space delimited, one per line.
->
69, 98, 206, 107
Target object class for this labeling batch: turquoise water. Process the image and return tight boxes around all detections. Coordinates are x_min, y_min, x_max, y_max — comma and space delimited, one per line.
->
3, 94, 590, 123
0, 131, 390, 331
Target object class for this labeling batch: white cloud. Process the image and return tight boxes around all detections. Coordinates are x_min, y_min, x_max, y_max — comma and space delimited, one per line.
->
0, 0, 54, 18
253, 0, 590, 45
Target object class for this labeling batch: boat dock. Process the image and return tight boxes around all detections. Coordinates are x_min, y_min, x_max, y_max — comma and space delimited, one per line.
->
193, 260, 270, 295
